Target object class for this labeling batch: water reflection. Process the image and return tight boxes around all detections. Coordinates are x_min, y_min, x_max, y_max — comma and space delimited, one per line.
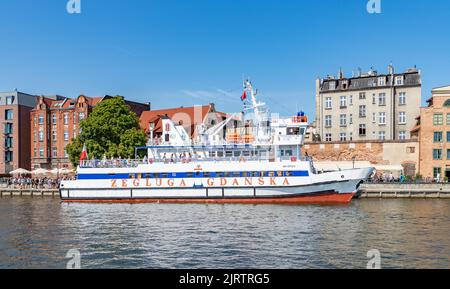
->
0, 198, 448, 268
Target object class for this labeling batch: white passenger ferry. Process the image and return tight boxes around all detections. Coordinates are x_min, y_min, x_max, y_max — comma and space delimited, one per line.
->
60, 80, 374, 204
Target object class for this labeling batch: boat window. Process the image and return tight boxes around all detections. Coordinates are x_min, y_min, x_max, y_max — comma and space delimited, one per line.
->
195, 171, 201, 177
232, 172, 240, 177
186, 172, 193, 178
225, 151, 233, 157
259, 171, 265, 177
277, 171, 283, 177
129, 174, 135, 179
251, 172, 259, 177
161, 173, 169, 179
242, 171, 249, 177
285, 171, 292, 177
217, 151, 224, 157
287, 127, 300, 135
203, 172, 211, 178
268, 171, 275, 177
153, 173, 160, 178
243, 151, 250, 157
224, 172, 232, 178
233, 151, 241, 157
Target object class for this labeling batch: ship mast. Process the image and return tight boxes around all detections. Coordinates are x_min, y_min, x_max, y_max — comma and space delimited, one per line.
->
243, 79, 270, 143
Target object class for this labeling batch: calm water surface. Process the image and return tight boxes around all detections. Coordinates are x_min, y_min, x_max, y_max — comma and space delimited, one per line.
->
0, 198, 449, 269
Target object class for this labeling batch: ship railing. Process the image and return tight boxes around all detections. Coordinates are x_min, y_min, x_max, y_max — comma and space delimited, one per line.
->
79, 155, 314, 168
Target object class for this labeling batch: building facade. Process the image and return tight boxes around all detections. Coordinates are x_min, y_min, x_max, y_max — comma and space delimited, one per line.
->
417, 86, 450, 180
0, 91, 37, 174
30, 95, 150, 170
315, 65, 421, 142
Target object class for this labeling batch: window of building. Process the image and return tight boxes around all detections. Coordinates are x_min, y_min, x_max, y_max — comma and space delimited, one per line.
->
379, 112, 386, 125
325, 97, 332, 109
433, 149, 443, 160
329, 81, 336, 90
5, 109, 13, 120
5, 151, 13, 163
399, 92, 406, 105
434, 113, 444, 125
78, 112, 85, 121
378, 77, 386, 86
38, 114, 44, 125
339, 133, 347, 141
359, 124, 366, 136
399, 131, 406, 140
444, 99, 450, 107
52, 147, 58, 158
359, 105, 366, 117
325, 115, 332, 128
349, 132, 353, 141
399, 112, 406, 124
447, 132, 450, 142
372, 94, 376, 104
434, 132, 443, 142
64, 149, 69, 158
446, 114, 450, 125
378, 93, 386, 106
64, 131, 69, 141
33, 148, 37, 157
5, 137, 13, 148
359, 92, 366, 100
52, 130, 57, 141
325, 133, 332, 142
6, 96, 14, 105
379, 131, 386, 140
39, 148, 44, 158
349, 114, 353, 124
395, 76, 404, 85
64, 113, 69, 125
340, 114, 346, 126
372, 112, 376, 123
349, 95, 353, 106
38, 131, 44, 142
4, 123, 13, 134
447, 149, 450, 160
340, 96, 346, 108
52, 113, 57, 124
433, 167, 442, 178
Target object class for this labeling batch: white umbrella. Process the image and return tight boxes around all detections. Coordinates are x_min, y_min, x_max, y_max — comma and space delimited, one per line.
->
31, 168, 49, 175
50, 168, 60, 175
10, 168, 31, 175
59, 168, 73, 174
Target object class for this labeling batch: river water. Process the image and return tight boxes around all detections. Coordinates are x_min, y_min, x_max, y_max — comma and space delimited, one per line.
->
0, 198, 448, 269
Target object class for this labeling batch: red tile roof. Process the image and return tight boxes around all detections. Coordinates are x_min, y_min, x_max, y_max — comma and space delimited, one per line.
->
139, 104, 214, 137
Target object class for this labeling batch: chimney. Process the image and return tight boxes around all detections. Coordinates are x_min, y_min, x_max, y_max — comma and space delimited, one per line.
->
147, 102, 152, 111
338, 67, 344, 79
388, 63, 394, 75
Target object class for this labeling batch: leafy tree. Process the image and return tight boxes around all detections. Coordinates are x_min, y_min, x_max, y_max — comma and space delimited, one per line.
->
66, 96, 147, 167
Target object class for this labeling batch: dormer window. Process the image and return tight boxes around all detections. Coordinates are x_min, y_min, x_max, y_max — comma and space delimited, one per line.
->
329, 81, 336, 90
378, 77, 386, 86
395, 76, 404, 85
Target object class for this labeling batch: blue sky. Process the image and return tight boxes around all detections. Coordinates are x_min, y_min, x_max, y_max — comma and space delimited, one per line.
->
0, 0, 449, 117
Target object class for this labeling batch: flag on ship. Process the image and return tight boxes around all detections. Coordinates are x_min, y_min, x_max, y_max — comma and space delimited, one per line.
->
80, 144, 88, 163
241, 90, 247, 101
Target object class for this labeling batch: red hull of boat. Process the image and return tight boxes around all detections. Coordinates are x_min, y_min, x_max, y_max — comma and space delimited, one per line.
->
62, 192, 355, 205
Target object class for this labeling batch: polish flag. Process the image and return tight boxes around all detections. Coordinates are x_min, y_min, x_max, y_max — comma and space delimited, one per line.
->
241, 90, 247, 101
79, 144, 88, 163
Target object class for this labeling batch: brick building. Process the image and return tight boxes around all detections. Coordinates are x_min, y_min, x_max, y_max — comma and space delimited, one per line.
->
30, 95, 150, 170
415, 85, 450, 180
0, 91, 37, 174
315, 64, 421, 142
139, 103, 228, 144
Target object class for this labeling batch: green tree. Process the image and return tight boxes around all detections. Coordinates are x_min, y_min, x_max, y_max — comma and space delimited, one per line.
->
66, 96, 147, 167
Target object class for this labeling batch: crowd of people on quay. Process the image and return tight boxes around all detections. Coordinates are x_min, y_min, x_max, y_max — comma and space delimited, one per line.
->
2, 176, 75, 189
